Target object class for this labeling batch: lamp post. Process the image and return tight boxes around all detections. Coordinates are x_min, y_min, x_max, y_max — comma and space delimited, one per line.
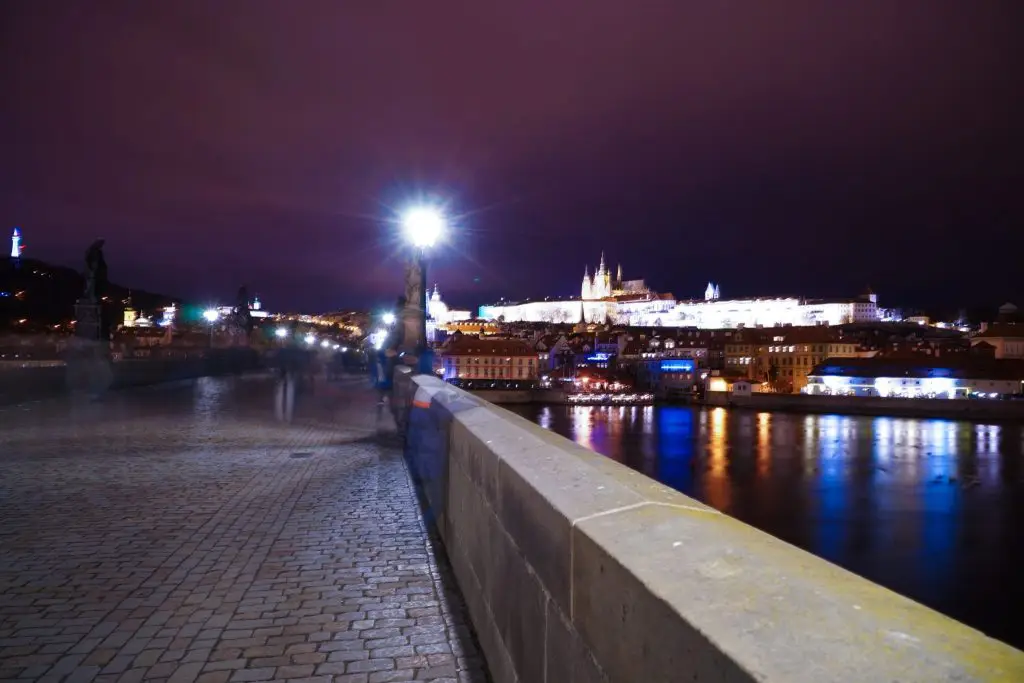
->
203, 309, 220, 347
400, 206, 445, 373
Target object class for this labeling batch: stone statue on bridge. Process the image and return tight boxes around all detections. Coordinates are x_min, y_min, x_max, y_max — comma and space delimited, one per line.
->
70, 239, 114, 395
233, 285, 254, 336
83, 239, 108, 303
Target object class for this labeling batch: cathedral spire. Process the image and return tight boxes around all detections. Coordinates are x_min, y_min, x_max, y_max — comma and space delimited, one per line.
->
599, 251, 605, 271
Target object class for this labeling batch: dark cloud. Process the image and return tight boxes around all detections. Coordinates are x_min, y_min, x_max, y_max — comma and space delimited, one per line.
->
2, 1, 1021, 312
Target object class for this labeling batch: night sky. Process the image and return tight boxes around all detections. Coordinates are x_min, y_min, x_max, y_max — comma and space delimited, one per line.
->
2, 2, 1021, 313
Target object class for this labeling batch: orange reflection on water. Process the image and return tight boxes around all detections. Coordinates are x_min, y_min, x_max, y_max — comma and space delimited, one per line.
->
573, 406, 593, 451
708, 407, 727, 476
756, 412, 771, 476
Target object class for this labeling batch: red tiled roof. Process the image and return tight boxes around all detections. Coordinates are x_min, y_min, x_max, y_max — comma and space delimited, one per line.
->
441, 337, 535, 357
975, 324, 1024, 339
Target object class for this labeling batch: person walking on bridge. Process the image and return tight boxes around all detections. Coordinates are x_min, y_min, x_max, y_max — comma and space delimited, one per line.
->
274, 321, 302, 422
374, 297, 406, 424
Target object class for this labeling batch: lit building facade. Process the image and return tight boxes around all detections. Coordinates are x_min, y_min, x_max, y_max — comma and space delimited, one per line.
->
804, 358, 1024, 399
725, 328, 862, 393
426, 285, 473, 342
440, 337, 538, 381
971, 323, 1024, 359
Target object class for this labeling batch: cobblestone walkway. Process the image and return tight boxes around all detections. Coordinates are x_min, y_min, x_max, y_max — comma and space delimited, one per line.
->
0, 376, 488, 683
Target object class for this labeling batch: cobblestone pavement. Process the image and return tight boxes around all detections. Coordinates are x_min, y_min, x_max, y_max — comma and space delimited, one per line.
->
0, 375, 489, 683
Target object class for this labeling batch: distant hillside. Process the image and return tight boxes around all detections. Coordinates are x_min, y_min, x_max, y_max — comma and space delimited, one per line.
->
0, 257, 178, 332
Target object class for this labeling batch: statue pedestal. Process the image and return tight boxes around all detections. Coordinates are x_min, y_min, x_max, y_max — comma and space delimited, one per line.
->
67, 300, 113, 396
74, 300, 103, 341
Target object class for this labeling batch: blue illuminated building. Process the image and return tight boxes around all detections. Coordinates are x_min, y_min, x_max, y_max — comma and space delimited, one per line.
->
805, 358, 1024, 399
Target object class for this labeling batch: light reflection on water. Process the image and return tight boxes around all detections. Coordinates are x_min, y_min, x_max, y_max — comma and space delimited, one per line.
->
510, 404, 1024, 648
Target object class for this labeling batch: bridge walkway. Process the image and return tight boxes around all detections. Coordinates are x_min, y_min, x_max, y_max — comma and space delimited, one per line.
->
0, 375, 487, 683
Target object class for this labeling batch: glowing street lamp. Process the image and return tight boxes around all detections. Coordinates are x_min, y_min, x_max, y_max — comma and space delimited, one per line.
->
382, 312, 396, 326
274, 327, 288, 338
401, 206, 445, 249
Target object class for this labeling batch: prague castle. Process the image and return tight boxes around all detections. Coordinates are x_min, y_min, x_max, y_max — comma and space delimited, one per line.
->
479, 252, 881, 329
581, 252, 650, 300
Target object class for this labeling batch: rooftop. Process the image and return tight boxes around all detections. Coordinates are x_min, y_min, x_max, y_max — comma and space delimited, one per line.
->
442, 336, 535, 356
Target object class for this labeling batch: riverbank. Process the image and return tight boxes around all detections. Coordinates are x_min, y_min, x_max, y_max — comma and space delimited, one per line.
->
706, 391, 1024, 421
465, 388, 654, 405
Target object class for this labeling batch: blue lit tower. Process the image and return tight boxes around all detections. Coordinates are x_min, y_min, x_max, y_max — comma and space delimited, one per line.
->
10, 228, 22, 259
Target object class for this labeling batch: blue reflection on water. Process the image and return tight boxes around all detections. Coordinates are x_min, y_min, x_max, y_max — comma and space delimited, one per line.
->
655, 407, 694, 493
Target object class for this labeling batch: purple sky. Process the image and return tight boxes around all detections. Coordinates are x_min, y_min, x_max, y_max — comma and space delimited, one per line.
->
2, 1, 1021, 313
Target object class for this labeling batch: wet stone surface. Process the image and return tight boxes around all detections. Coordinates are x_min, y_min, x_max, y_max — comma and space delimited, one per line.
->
0, 375, 488, 683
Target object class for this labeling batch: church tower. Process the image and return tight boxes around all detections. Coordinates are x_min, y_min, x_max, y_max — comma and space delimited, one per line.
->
581, 266, 593, 300
591, 252, 609, 298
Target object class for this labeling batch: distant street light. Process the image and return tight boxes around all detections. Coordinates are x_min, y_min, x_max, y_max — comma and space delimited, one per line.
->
203, 309, 220, 346
275, 327, 288, 338
401, 205, 446, 370
304, 334, 316, 345
382, 312, 396, 326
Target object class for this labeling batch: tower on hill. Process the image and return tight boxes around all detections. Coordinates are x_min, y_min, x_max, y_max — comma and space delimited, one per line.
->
10, 228, 22, 259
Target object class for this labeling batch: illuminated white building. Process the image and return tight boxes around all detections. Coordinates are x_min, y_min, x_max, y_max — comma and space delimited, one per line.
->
804, 358, 1024, 399
480, 249, 879, 328
214, 296, 271, 321
480, 253, 665, 324
426, 285, 473, 342
634, 291, 879, 329
161, 304, 178, 327
428, 285, 472, 324
479, 299, 615, 324
481, 281, 879, 329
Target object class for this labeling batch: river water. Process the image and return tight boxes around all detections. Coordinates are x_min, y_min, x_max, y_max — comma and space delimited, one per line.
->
507, 403, 1024, 648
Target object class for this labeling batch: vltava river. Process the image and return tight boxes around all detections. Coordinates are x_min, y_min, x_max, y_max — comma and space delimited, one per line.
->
508, 404, 1024, 648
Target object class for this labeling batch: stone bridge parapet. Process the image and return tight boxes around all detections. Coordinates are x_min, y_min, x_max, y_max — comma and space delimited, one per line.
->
398, 372, 1024, 683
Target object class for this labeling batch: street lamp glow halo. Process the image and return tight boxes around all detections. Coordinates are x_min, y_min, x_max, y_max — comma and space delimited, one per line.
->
401, 206, 446, 249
